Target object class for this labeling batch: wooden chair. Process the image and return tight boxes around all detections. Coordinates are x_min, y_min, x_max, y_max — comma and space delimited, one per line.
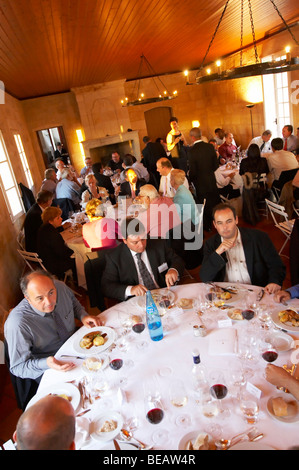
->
265, 199, 295, 256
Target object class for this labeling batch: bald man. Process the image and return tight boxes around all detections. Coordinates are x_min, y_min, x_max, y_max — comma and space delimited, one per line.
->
14, 395, 76, 450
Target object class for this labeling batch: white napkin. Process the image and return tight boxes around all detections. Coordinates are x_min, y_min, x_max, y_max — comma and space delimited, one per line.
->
75, 417, 90, 449
208, 328, 237, 355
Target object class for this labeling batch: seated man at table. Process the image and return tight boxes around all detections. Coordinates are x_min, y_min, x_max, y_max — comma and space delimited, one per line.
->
199, 203, 286, 293
56, 168, 81, 209
14, 395, 76, 450
118, 168, 146, 198
24, 190, 54, 253
101, 217, 185, 301
4, 270, 102, 385
218, 132, 238, 165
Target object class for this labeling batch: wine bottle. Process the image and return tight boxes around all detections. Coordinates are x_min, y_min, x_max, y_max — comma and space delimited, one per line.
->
146, 291, 163, 341
191, 349, 207, 391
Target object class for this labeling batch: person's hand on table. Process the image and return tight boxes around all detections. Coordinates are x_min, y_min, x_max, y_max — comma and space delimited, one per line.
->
81, 314, 102, 328
264, 283, 281, 295
62, 222, 72, 230
131, 284, 148, 296
47, 356, 76, 372
165, 268, 178, 287
274, 289, 291, 303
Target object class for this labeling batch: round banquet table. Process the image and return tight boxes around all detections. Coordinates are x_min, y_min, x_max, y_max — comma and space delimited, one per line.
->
35, 282, 299, 451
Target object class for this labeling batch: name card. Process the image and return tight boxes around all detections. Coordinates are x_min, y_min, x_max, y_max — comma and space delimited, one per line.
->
218, 318, 233, 328
246, 381, 262, 399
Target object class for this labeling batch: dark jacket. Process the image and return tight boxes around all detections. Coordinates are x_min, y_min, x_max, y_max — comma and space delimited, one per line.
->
200, 226, 286, 287
101, 238, 185, 301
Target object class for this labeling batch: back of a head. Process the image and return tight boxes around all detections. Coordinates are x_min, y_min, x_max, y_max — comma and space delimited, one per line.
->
271, 137, 284, 151
123, 154, 134, 166
16, 396, 75, 450
158, 157, 172, 169
120, 217, 146, 239
247, 143, 261, 160
60, 168, 71, 180
139, 184, 159, 201
92, 162, 102, 173
190, 127, 202, 140
36, 190, 53, 205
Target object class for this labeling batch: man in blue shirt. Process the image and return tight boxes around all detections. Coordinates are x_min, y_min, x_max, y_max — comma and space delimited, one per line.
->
274, 284, 299, 303
4, 270, 102, 381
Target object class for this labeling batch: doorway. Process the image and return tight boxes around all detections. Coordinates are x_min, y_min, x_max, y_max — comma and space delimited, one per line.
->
36, 126, 69, 169
144, 106, 173, 142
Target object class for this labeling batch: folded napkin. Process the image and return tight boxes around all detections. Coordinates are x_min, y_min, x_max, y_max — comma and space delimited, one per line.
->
208, 328, 237, 355
75, 417, 90, 449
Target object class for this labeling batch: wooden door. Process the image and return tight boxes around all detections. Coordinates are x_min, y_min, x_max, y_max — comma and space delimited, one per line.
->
144, 106, 173, 142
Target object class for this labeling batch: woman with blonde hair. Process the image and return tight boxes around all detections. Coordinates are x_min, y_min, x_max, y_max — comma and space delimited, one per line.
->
37, 206, 76, 280
81, 174, 109, 208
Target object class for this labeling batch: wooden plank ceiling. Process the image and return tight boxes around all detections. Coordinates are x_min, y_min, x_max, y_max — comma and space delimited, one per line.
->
0, 0, 299, 100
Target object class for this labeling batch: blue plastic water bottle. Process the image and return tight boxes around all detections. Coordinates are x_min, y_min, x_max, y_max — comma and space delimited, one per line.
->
146, 291, 163, 341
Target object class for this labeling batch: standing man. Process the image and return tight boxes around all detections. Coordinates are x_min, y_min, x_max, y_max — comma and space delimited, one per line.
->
54, 142, 68, 165
200, 203, 286, 292
142, 136, 167, 183
282, 125, 299, 153
188, 127, 221, 231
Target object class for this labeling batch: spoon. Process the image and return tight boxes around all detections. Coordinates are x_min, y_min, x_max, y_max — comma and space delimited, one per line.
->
120, 428, 149, 449
215, 430, 263, 450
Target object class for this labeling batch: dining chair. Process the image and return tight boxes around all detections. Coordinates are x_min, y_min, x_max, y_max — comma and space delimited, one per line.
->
265, 199, 295, 256
293, 202, 299, 217
271, 168, 298, 202
17, 248, 48, 272
16, 228, 25, 249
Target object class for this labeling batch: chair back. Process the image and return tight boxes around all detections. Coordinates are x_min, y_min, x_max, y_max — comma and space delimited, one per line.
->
52, 198, 76, 220
17, 249, 47, 272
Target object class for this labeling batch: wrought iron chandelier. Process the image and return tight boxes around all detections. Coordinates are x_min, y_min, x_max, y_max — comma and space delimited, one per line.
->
190, 0, 299, 85
121, 54, 177, 106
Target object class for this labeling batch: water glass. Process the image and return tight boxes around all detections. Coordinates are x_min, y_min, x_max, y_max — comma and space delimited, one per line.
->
239, 393, 259, 424
169, 379, 188, 408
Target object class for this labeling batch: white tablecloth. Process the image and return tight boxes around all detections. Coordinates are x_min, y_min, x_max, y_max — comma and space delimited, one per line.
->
36, 282, 299, 451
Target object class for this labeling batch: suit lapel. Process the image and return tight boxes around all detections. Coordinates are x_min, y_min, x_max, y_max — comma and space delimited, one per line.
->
122, 244, 139, 284
239, 228, 253, 280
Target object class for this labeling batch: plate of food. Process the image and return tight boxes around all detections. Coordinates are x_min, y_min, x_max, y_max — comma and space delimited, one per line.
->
176, 298, 196, 310
271, 309, 299, 332
26, 382, 81, 411
136, 289, 176, 309
90, 411, 123, 442
178, 431, 216, 450
227, 308, 244, 321
267, 395, 299, 423
73, 326, 116, 355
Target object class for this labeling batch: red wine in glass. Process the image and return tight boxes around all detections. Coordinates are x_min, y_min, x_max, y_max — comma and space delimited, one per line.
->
132, 323, 145, 333
109, 358, 123, 370
242, 309, 255, 320
210, 384, 228, 400
262, 350, 278, 362
146, 408, 164, 424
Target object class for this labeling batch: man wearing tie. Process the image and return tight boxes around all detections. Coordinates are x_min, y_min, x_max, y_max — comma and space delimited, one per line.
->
247, 129, 272, 155
282, 125, 299, 153
101, 217, 185, 301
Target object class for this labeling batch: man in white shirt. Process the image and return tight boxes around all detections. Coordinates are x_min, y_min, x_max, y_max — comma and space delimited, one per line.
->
267, 138, 299, 181
247, 129, 272, 155
156, 157, 189, 197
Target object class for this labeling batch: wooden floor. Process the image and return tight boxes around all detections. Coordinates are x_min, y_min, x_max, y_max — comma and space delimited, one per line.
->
0, 212, 293, 447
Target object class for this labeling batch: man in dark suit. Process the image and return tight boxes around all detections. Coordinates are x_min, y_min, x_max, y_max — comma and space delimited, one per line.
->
119, 168, 146, 198
142, 136, 167, 183
188, 127, 221, 231
200, 203, 286, 293
101, 217, 185, 301
24, 190, 54, 252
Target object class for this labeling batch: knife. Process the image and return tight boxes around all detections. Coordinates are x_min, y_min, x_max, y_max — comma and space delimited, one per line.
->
113, 439, 121, 450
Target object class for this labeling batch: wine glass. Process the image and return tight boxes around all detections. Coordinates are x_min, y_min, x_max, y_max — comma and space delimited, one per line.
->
143, 377, 169, 445
169, 379, 191, 427
239, 391, 259, 425
209, 370, 230, 418
261, 342, 278, 363
109, 350, 134, 386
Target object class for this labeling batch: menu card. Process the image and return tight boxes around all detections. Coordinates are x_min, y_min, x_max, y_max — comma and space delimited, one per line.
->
208, 328, 237, 355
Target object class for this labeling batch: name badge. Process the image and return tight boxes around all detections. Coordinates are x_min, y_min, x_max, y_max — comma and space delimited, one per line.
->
158, 262, 168, 273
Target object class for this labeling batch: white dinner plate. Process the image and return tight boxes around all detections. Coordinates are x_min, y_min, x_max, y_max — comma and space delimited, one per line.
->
176, 298, 196, 310
26, 382, 81, 412
90, 411, 123, 442
229, 442, 276, 450
178, 431, 214, 450
267, 395, 299, 423
270, 310, 299, 333
264, 330, 294, 352
73, 326, 116, 356
136, 289, 176, 309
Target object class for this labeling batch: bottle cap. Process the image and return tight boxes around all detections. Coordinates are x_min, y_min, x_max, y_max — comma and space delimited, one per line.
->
192, 349, 201, 364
